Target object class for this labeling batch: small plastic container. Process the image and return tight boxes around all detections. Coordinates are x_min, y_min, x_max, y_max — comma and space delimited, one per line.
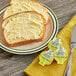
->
48, 38, 62, 52
39, 50, 54, 66
54, 47, 68, 64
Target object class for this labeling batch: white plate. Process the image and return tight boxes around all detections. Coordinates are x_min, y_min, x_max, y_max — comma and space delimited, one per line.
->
0, 4, 58, 54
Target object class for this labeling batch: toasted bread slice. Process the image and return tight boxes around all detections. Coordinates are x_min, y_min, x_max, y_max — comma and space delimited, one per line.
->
3, 0, 49, 25
2, 11, 46, 47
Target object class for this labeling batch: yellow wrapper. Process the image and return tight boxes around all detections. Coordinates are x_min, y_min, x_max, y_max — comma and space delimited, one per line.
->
39, 50, 54, 66
24, 14, 76, 76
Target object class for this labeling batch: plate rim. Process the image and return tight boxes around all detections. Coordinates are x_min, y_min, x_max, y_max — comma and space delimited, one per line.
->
0, 4, 58, 54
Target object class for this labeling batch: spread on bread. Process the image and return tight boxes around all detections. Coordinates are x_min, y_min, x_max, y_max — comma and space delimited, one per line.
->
2, 11, 46, 47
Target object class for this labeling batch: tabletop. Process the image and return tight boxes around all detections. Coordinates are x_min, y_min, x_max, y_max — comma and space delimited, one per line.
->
0, 0, 76, 76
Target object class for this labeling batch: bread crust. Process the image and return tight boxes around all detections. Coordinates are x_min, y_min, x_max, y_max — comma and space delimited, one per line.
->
3, 0, 49, 24
3, 34, 45, 47
3, 6, 11, 20
2, 11, 45, 29
2, 6, 12, 29
2, 11, 47, 47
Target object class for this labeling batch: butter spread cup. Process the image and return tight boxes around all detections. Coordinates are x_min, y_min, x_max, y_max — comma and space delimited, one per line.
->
39, 50, 54, 66
54, 46, 68, 64
39, 38, 68, 66
48, 38, 62, 52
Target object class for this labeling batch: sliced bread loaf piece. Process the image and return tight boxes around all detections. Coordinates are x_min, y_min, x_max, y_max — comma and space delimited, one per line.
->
3, 0, 49, 25
2, 11, 46, 47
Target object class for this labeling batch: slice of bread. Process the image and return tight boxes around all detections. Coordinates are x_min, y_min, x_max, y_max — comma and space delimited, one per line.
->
2, 11, 46, 47
3, 0, 49, 25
